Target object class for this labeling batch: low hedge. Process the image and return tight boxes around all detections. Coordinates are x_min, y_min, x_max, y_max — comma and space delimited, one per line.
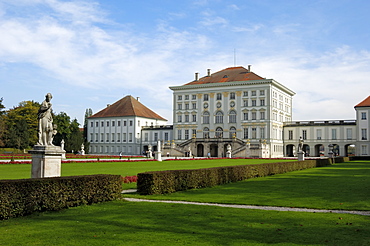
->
0, 174, 122, 220
137, 158, 348, 195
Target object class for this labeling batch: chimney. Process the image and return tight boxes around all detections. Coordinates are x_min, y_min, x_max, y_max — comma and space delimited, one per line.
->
248, 65, 251, 72
107, 104, 110, 107
207, 69, 211, 76
195, 72, 199, 81
136, 97, 140, 102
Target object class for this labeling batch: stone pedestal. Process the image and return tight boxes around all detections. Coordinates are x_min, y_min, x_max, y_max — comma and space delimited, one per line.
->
28, 145, 65, 178
297, 151, 305, 161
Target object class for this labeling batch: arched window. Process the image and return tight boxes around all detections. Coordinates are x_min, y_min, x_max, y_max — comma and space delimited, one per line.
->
216, 127, 223, 138
215, 111, 223, 124
203, 127, 209, 138
203, 111, 210, 124
230, 127, 236, 138
229, 110, 236, 123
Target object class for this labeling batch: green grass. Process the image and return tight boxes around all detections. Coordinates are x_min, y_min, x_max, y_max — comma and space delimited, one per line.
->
126, 161, 370, 211
1, 200, 369, 246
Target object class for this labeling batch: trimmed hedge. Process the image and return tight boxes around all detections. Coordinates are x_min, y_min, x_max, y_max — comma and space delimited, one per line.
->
137, 158, 349, 195
0, 174, 122, 220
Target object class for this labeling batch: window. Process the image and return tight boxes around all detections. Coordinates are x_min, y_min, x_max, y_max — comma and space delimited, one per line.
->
260, 112, 265, 120
178, 95, 182, 100
117, 133, 120, 142
178, 130, 182, 140
361, 112, 367, 120
251, 91, 256, 96
243, 112, 248, 120
260, 127, 265, 139
260, 99, 265, 106
123, 133, 126, 142
215, 111, 224, 124
243, 100, 248, 107
229, 127, 236, 138
347, 128, 352, 140
178, 104, 182, 110
192, 115, 197, 122
252, 112, 256, 120
362, 129, 367, 140
90, 122, 93, 127
203, 111, 210, 124
185, 95, 189, 100
192, 94, 196, 100
302, 130, 307, 140
203, 94, 209, 101
112, 121, 115, 127
185, 130, 189, 139
138, 120, 140, 127
101, 133, 104, 142
317, 129, 322, 140
154, 133, 158, 141
95, 133, 98, 142
230, 92, 235, 100
106, 133, 109, 142
243, 128, 248, 139
192, 129, 196, 138
164, 132, 169, 141
260, 90, 265, 96
229, 110, 236, 123
215, 127, 223, 138
118, 121, 121, 127
130, 120, 133, 126
243, 91, 248, 97
101, 121, 104, 127
178, 115, 182, 122
129, 133, 132, 142
124, 121, 127, 126
252, 100, 256, 106
361, 145, 368, 155
96, 122, 98, 127
192, 103, 196, 109
185, 103, 189, 110
216, 93, 222, 100
204, 127, 209, 138
332, 129, 337, 140
111, 133, 115, 142
252, 127, 257, 139
185, 115, 189, 122
288, 130, 293, 140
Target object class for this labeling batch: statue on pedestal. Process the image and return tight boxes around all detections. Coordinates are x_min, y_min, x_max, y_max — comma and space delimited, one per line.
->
37, 93, 56, 146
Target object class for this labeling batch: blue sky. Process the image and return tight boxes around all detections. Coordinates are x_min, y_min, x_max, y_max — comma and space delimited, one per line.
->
1, 0, 369, 125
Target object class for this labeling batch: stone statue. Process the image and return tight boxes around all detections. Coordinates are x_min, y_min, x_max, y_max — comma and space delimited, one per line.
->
298, 136, 304, 152
37, 93, 56, 146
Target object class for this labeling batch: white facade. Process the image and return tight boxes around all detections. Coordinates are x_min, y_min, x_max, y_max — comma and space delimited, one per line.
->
169, 67, 295, 158
355, 104, 370, 156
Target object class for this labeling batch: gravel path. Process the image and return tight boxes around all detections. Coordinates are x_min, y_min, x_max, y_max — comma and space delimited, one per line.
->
123, 198, 370, 216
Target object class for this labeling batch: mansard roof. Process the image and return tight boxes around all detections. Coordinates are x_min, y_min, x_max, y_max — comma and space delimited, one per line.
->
355, 95, 370, 108
89, 95, 167, 121
183, 66, 264, 86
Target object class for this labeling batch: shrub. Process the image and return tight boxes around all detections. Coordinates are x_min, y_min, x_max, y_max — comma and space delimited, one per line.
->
137, 159, 339, 195
0, 174, 122, 220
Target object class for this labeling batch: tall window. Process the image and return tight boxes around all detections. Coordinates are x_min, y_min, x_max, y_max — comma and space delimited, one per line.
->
203, 127, 209, 138
260, 99, 265, 106
164, 132, 169, 141
123, 133, 126, 142
361, 112, 367, 120
332, 129, 337, 140
288, 130, 293, 140
243, 100, 248, 107
129, 120, 133, 126
112, 121, 115, 127
229, 127, 236, 138
362, 129, 367, 140
244, 128, 248, 139
185, 103, 189, 110
144, 133, 148, 141
216, 93, 222, 100
252, 127, 257, 139
243, 112, 248, 120
185, 130, 189, 139
118, 121, 121, 127
129, 133, 132, 142
192, 94, 196, 100
347, 128, 352, 140
178, 95, 182, 100
260, 90, 265, 96
302, 130, 307, 140
90, 122, 93, 127
317, 129, 322, 140
215, 111, 224, 123
192, 129, 196, 138
362, 145, 368, 155
251, 91, 256, 96
192, 103, 196, 109
230, 92, 235, 100
185, 95, 189, 100
177, 130, 182, 140
178, 104, 182, 110
178, 115, 182, 122
203, 111, 210, 124
260, 127, 265, 139
260, 112, 265, 120
154, 133, 158, 141
252, 100, 256, 106
203, 94, 209, 101
96, 122, 98, 127
229, 110, 236, 123
252, 112, 256, 120
185, 115, 189, 122
215, 127, 223, 138
192, 114, 197, 122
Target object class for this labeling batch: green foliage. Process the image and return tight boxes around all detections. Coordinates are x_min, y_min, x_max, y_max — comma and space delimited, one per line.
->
137, 159, 339, 195
0, 174, 122, 220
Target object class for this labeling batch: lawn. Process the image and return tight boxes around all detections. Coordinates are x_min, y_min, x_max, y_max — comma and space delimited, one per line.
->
126, 161, 370, 211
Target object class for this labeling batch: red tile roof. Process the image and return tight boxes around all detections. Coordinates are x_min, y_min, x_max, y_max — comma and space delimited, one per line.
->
184, 66, 264, 85
89, 95, 167, 121
355, 96, 370, 107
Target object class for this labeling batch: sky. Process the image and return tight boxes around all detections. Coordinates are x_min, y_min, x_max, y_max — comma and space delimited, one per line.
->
1, 0, 370, 125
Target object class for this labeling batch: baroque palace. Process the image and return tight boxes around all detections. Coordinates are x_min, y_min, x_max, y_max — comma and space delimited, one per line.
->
87, 66, 370, 157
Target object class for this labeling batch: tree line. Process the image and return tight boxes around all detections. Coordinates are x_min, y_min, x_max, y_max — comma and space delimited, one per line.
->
0, 97, 89, 153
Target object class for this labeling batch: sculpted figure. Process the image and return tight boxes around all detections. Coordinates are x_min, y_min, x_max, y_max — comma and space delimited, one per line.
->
37, 93, 56, 146
298, 136, 304, 152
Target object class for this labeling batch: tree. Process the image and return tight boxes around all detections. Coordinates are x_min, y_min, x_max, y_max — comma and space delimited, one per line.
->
83, 108, 93, 154
53, 112, 71, 146
0, 98, 6, 147
66, 119, 84, 153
